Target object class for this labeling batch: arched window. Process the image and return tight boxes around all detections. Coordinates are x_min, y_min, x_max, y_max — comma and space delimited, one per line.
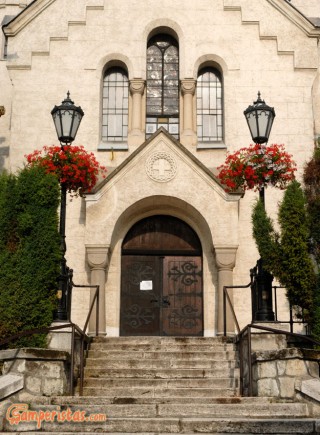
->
146, 34, 179, 139
197, 67, 223, 142
102, 67, 129, 142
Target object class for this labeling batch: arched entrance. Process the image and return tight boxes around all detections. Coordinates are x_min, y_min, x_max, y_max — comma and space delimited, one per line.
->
120, 215, 203, 336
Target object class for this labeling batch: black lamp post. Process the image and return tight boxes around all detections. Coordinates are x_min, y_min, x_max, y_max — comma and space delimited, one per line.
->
51, 92, 84, 321
244, 92, 276, 322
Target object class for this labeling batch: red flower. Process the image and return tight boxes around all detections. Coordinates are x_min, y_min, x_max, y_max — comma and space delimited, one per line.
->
25, 145, 107, 197
217, 144, 297, 192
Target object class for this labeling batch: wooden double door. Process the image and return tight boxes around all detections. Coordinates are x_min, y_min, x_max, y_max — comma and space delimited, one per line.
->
120, 216, 203, 336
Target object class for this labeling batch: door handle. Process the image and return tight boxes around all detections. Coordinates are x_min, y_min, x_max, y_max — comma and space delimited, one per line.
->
162, 298, 171, 306
150, 298, 170, 306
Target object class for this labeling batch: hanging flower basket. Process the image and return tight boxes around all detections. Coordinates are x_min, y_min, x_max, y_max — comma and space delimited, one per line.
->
25, 145, 107, 196
217, 143, 297, 192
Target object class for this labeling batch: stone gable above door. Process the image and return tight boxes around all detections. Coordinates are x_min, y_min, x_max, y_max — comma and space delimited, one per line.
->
84, 128, 243, 249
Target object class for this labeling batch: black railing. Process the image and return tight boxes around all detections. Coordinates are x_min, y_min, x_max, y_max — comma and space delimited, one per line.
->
0, 283, 100, 396
223, 284, 320, 396
223, 284, 308, 336
237, 324, 320, 396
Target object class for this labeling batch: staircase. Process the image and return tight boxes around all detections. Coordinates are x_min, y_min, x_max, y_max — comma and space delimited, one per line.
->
2, 336, 320, 433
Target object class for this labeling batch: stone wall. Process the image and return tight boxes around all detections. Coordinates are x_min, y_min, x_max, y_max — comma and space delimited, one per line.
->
0, 348, 70, 400
252, 348, 320, 400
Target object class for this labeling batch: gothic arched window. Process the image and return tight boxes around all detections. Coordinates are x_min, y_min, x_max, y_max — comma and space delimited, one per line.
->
146, 34, 179, 139
197, 67, 223, 142
102, 67, 129, 142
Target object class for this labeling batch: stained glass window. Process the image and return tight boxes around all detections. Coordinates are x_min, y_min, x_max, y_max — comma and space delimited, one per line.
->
146, 35, 179, 139
102, 67, 129, 142
197, 68, 223, 142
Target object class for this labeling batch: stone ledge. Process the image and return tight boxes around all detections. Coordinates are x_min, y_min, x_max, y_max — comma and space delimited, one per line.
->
0, 374, 23, 400
253, 347, 320, 363
296, 377, 320, 403
0, 348, 70, 362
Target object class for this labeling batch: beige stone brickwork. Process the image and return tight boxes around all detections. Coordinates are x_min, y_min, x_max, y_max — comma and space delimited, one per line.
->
252, 348, 320, 400
0, 0, 319, 335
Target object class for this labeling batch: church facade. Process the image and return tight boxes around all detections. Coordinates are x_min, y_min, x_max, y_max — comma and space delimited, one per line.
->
1, 0, 320, 337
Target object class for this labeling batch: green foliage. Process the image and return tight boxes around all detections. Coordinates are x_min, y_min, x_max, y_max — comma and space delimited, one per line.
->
0, 166, 61, 348
304, 147, 320, 264
303, 147, 320, 340
252, 199, 280, 276
277, 181, 315, 313
252, 181, 316, 323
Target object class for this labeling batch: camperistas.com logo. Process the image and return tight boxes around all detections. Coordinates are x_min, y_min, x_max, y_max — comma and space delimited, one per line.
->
6, 403, 107, 429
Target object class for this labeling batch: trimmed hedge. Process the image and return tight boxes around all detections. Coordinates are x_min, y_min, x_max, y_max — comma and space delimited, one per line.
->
0, 166, 61, 348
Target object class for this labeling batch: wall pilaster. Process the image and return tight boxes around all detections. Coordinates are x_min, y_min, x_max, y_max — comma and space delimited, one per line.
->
129, 79, 145, 145
180, 79, 197, 146
214, 246, 238, 335
86, 245, 110, 335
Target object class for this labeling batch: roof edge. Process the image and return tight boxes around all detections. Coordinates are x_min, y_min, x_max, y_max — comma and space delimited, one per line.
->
267, 0, 320, 36
3, 0, 55, 36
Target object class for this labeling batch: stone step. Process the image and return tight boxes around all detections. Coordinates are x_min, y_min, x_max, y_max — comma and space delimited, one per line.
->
83, 377, 238, 389
85, 358, 238, 370
49, 396, 276, 406
88, 344, 236, 353
91, 336, 234, 345
3, 417, 318, 433
81, 387, 239, 397
87, 350, 237, 360
83, 367, 239, 379
24, 402, 310, 418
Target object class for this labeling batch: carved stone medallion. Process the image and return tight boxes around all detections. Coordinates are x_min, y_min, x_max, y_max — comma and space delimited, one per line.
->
146, 152, 177, 183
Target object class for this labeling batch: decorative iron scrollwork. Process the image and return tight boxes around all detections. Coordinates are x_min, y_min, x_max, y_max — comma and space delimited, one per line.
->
168, 261, 201, 285
124, 304, 155, 329
168, 304, 200, 329
128, 262, 155, 285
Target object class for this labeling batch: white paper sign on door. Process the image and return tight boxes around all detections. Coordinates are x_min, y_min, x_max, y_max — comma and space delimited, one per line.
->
140, 280, 153, 291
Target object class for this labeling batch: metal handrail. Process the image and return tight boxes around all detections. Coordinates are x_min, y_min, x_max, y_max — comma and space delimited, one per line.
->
0, 283, 100, 396
73, 283, 100, 395
222, 284, 320, 396
223, 284, 308, 337
237, 324, 320, 396
223, 283, 251, 335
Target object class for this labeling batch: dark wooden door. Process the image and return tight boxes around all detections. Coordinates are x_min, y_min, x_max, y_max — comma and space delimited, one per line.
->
120, 216, 203, 336
162, 256, 203, 336
120, 255, 161, 336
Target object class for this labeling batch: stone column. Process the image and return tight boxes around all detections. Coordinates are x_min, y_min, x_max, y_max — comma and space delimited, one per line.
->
181, 79, 197, 145
214, 246, 238, 335
86, 245, 110, 335
129, 79, 145, 134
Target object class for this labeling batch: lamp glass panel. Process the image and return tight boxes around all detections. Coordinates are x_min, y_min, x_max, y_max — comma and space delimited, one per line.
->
61, 110, 73, 139
257, 110, 269, 138
266, 116, 274, 139
70, 112, 82, 139
247, 112, 258, 139
52, 112, 63, 139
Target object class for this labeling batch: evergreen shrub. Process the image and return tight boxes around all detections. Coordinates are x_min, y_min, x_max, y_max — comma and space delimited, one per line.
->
252, 181, 316, 326
0, 166, 60, 348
